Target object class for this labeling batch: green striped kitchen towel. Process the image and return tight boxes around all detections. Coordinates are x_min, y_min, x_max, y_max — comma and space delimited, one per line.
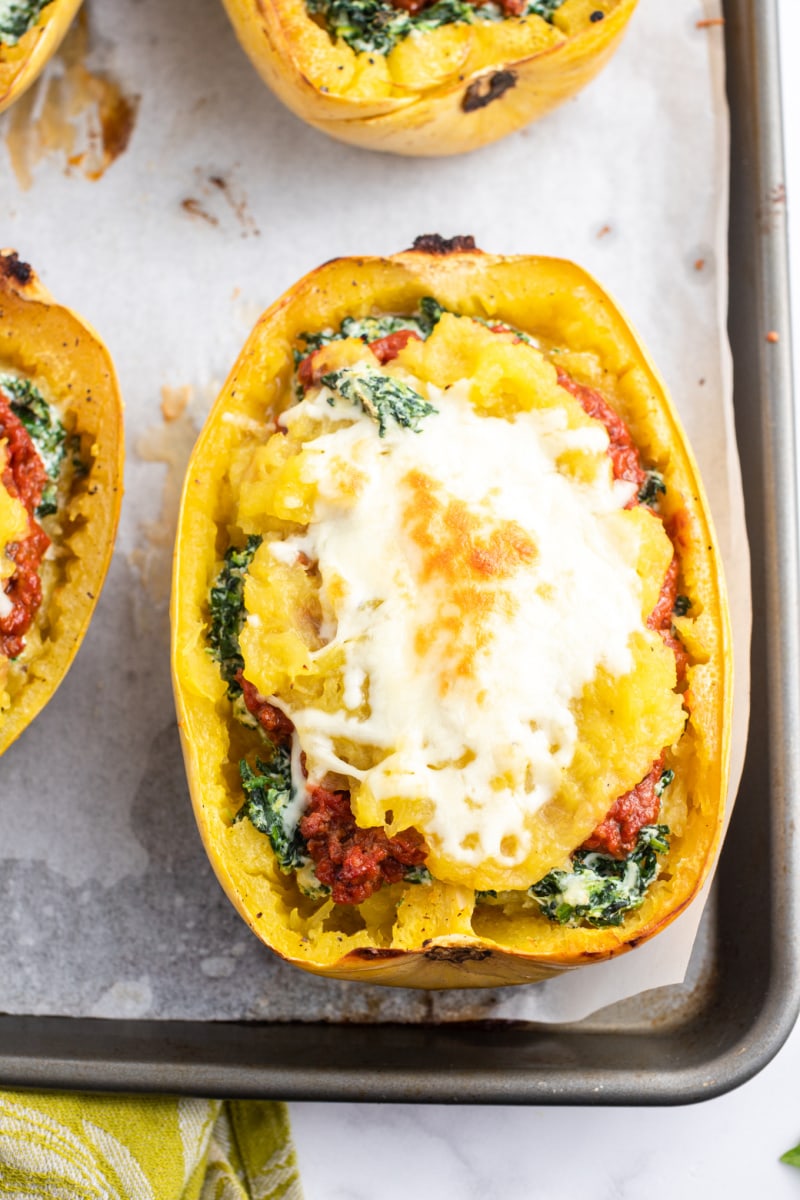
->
0, 1092, 303, 1199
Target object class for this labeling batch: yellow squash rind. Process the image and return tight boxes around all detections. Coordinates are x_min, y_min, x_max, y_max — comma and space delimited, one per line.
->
172, 244, 732, 989
0, 250, 124, 755
0, 0, 83, 115
220, 0, 637, 155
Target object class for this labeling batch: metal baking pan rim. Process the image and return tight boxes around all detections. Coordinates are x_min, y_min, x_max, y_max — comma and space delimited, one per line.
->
0, 968, 796, 1105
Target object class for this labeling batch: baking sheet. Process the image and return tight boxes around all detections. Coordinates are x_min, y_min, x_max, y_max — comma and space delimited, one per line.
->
0, 0, 748, 1024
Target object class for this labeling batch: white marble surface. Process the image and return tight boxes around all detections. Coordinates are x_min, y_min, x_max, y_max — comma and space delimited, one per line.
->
289, 2, 800, 1194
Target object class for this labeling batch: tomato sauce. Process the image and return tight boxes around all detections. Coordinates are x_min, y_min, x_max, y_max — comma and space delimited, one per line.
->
388, 0, 525, 15
368, 329, 421, 364
300, 784, 428, 905
0, 390, 50, 659
552, 366, 686, 854
297, 328, 421, 392
556, 370, 647, 499
646, 554, 689, 681
237, 670, 295, 738
581, 759, 664, 858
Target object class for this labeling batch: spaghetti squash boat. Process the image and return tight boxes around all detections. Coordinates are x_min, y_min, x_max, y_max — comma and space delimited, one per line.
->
0, 250, 123, 755
172, 238, 731, 988
221, 0, 637, 155
0, 0, 83, 115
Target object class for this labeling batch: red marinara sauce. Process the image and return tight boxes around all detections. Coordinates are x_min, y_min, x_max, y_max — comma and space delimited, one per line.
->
236, 670, 295, 737
367, 329, 421, 364
554, 365, 685, 856
554, 367, 689, 686
299, 784, 428, 906
0, 389, 50, 659
556, 370, 647, 500
646, 554, 689, 681
581, 759, 664, 858
296, 328, 421, 392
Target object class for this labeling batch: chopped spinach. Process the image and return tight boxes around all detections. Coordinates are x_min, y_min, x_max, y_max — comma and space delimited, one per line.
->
306, 0, 564, 55
410, 0, 503, 35
637, 469, 667, 507
236, 751, 331, 897
294, 297, 443, 387
321, 367, 437, 436
529, 824, 670, 928
238, 754, 431, 893
293, 296, 533, 397
468, 314, 538, 347
417, 296, 445, 334
67, 433, 89, 481
307, 0, 412, 55
673, 594, 691, 617
654, 767, 674, 798
528, 0, 564, 16
306, 0, 491, 56
236, 749, 306, 873
0, 0, 53, 45
340, 312, 427, 343
293, 331, 335, 363
208, 536, 262, 698
294, 858, 332, 900
0, 374, 67, 516
296, 312, 425, 359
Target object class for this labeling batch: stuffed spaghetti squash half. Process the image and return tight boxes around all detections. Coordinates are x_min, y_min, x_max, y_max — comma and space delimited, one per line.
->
0, 0, 83, 114
221, 0, 637, 155
172, 238, 731, 989
0, 250, 123, 755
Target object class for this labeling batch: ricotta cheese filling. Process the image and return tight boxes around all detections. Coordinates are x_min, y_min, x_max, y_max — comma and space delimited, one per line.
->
261, 368, 649, 873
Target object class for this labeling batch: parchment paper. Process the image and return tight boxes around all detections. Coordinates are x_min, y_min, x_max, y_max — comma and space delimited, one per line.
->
0, 0, 749, 1024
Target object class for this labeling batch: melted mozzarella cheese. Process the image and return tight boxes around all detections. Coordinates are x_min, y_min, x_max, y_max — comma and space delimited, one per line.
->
266, 372, 651, 874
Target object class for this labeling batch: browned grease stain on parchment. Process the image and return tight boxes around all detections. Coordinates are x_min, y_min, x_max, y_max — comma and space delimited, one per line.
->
180, 169, 261, 238
4, 13, 138, 191
209, 173, 260, 237
130, 386, 198, 606
180, 197, 218, 227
